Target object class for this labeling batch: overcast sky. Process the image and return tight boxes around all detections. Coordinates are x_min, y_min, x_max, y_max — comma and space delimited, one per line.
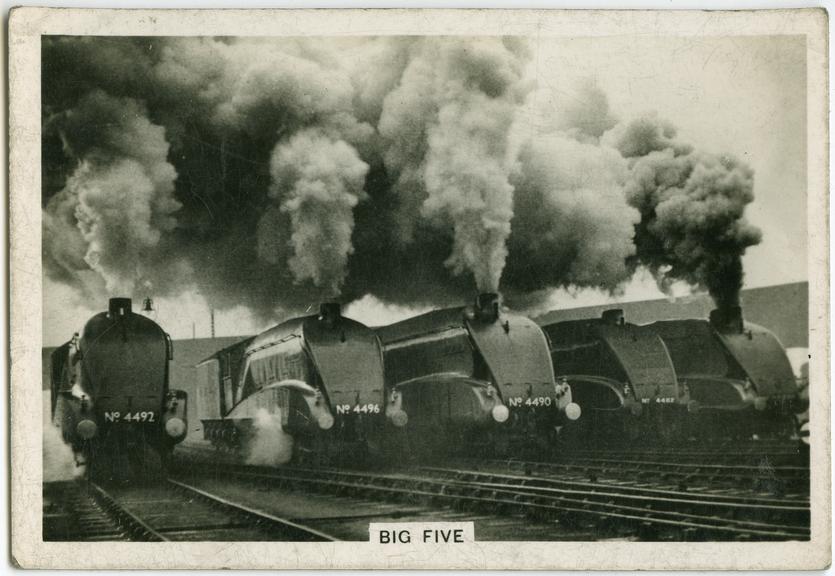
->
42, 34, 807, 345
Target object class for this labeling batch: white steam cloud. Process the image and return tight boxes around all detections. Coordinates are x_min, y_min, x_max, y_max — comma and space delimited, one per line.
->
266, 129, 369, 293
245, 408, 294, 467
43, 391, 84, 482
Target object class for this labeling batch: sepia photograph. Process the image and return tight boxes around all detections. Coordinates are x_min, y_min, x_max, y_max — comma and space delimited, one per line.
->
9, 7, 830, 570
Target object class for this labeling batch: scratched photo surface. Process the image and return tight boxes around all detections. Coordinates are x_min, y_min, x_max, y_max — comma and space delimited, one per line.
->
9, 8, 828, 569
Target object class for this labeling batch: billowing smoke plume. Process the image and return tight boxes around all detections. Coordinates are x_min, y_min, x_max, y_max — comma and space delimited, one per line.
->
605, 114, 762, 309
42, 37, 761, 317
262, 128, 369, 293
43, 91, 180, 296
378, 39, 529, 291
555, 80, 619, 142
504, 134, 638, 299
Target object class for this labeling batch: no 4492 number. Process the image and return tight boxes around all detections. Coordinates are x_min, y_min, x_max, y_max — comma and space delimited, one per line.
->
104, 411, 156, 422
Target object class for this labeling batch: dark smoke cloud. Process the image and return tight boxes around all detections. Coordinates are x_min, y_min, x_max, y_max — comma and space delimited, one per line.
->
504, 134, 638, 298
42, 36, 761, 318
606, 114, 762, 309
43, 90, 181, 295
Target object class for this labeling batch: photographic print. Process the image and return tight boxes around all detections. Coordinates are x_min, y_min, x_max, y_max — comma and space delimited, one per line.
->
9, 7, 830, 569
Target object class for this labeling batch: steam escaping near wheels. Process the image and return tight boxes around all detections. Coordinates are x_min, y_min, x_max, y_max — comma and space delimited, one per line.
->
245, 408, 294, 467
43, 391, 85, 482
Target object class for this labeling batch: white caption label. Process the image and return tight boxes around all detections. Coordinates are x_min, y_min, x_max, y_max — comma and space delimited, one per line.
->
369, 522, 475, 544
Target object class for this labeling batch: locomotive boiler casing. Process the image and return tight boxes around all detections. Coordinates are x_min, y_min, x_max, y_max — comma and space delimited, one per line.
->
376, 293, 580, 455
649, 306, 801, 439
49, 298, 187, 477
195, 304, 387, 462
541, 309, 689, 444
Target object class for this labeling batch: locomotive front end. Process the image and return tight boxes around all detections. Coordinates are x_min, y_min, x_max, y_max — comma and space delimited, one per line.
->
301, 303, 388, 455
465, 293, 581, 438
50, 297, 186, 479
196, 303, 387, 462
651, 305, 801, 439
378, 294, 579, 457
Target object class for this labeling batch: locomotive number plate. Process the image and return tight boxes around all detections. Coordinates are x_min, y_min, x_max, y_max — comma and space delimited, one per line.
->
506, 397, 552, 407
335, 403, 381, 415
103, 411, 156, 422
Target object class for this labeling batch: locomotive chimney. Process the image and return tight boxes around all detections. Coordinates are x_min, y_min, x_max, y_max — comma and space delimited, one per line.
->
474, 293, 500, 323
108, 297, 132, 318
318, 302, 342, 325
601, 309, 625, 326
709, 305, 744, 334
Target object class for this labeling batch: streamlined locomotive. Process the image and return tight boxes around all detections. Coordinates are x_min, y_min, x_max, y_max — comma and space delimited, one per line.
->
195, 303, 391, 462
49, 298, 188, 479
541, 309, 690, 444
376, 293, 581, 456
649, 305, 802, 438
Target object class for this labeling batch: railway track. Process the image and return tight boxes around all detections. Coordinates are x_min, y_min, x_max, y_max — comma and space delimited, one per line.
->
44, 481, 132, 541
44, 478, 337, 542
173, 460, 809, 541
421, 466, 809, 533
461, 456, 809, 495
555, 440, 808, 467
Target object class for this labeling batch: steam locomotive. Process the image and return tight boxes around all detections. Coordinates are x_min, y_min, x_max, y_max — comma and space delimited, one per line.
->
649, 305, 803, 439
376, 293, 581, 456
195, 303, 392, 463
49, 298, 188, 479
541, 309, 690, 445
